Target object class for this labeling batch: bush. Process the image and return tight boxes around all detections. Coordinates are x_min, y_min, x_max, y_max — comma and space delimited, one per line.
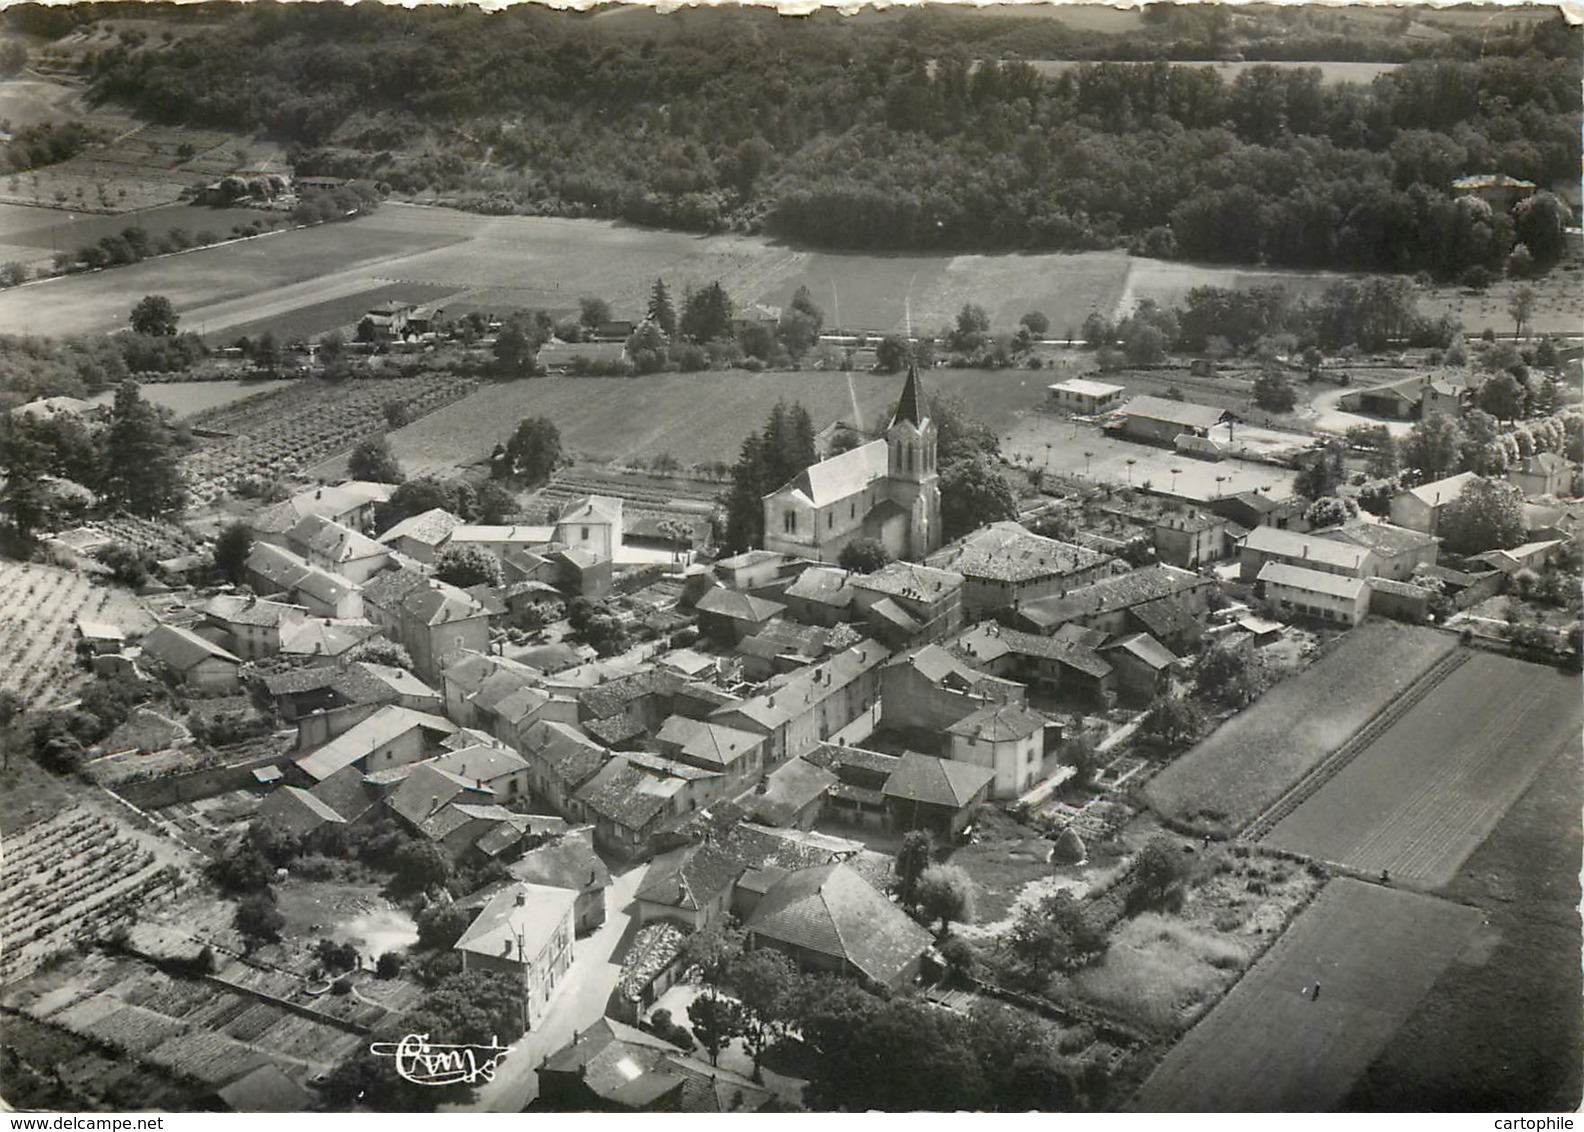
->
377, 951, 406, 979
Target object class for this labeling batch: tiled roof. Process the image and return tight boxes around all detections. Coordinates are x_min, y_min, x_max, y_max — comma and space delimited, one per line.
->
362, 565, 431, 613
279, 617, 378, 657
521, 720, 610, 791
263, 665, 340, 697
805, 742, 901, 779
1257, 561, 1369, 599
1116, 395, 1225, 430
946, 701, 1049, 742
929, 522, 1108, 583
1401, 471, 1477, 508
711, 639, 887, 732
307, 765, 381, 823
746, 863, 930, 986
142, 623, 241, 671
257, 786, 345, 837
1242, 526, 1369, 572
251, 481, 394, 535
881, 751, 994, 809
750, 756, 839, 825
1101, 631, 1177, 670
558, 495, 623, 525
294, 705, 457, 781
775, 440, 888, 508
783, 566, 856, 607
1128, 598, 1198, 646
377, 508, 464, 547
455, 882, 578, 963
540, 1018, 774, 1113
202, 594, 304, 629
637, 840, 750, 910
1016, 565, 1207, 628
445, 524, 555, 546
657, 715, 763, 770
584, 714, 647, 747
577, 669, 684, 721
573, 756, 684, 832
511, 829, 609, 892
695, 586, 785, 623
1326, 520, 1440, 558
1048, 378, 1125, 398
386, 761, 495, 826
958, 623, 1113, 680
850, 561, 963, 602
288, 513, 388, 565
431, 743, 529, 783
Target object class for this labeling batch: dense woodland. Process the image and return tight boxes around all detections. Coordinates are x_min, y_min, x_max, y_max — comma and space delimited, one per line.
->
7, 2, 1576, 276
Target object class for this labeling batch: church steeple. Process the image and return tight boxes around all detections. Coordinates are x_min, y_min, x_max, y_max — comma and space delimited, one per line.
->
890, 363, 926, 431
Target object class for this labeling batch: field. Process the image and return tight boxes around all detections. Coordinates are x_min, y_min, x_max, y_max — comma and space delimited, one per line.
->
0, 203, 1425, 346
1262, 652, 1584, 888
1130, 878, 1485, 1111
214, 280, 460, 347
0, 562, 155, 710
1144, 623, 1455, 838
379, 366, 1045, 474
1346, 744, 1583, 1111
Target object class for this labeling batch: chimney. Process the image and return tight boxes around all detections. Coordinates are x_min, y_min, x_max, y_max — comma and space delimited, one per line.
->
315, 489, 323, 499
515, 888, 527, 906
501, 938, 513, 955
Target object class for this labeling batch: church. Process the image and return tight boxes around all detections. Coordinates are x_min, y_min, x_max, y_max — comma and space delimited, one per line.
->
761, 365, 943, 563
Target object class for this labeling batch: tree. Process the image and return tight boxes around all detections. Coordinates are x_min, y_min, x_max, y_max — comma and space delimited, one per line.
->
1401, 412, 1465, 480
1006, 888, 1105, 982
1019, 310, 1050, 337
894, 829, 932, 909
100, 381, 186, 517
778, 285, 824, 358
1478, 373, 1526, 422
915, 863, 975, 939
320, 328, 346, 361
389, 839, 452, 896
1132, 835, 1190, 909
377, 476, 477, 529
494, 311, 550, 378
578, 295, 612, 329
1193, 640, 1260, 708
1303, 495, 1358, 529
950, 304, 991, 352
1293, 440, 1346, 501
503, 416, 562, 484
434, 544, 504, 589
929, 394, 1000, 464
0, 261, 27, 287
213, 521, 253, 585
1509, 285, 1536, 340
940, 458, 1017, 542
680, 281, 734, 343
874, 334, 911, 373
731, 948, 798, 1079
1139, 694, 1203, 749
688, 993, 745, 1067
347, 434, 405, 484
235, 892, 284, 946
837, 538, 892, 573
647, 279, 677, 340
0, 421, 49, 544
476, 481, 517, 524
1438, 476, 1526, 556
1253, 368, 1297, 413
253, 330, 281, 372
415, 900, 475, 951
130, 295, 178, 336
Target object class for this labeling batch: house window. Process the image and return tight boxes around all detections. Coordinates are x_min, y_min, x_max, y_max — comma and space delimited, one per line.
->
850, 501, 856, 520
827, 513, 834, 530
581, 526, 590, 540
784, 511, 797, 534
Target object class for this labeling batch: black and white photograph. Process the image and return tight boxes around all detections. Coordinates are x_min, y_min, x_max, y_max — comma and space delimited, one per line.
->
0, 0, 1579, 1117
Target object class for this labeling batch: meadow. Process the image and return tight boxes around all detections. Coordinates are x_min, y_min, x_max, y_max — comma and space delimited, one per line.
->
1143, 623, 1455, 838
1130, 878, 1485, 1111
87, 378, 295, 419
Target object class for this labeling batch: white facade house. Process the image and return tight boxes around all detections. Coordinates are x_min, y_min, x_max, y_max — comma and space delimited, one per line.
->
1256, 561, 1370, 626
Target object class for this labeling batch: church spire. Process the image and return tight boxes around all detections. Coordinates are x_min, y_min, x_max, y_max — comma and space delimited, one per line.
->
890, 362, 926, 430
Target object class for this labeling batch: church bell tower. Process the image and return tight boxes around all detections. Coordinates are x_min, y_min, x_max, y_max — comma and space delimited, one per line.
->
886, 363, 942, 559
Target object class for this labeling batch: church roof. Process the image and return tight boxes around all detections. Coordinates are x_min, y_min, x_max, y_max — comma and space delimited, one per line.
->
890, 363, 927, 430
778, 441, 888, 509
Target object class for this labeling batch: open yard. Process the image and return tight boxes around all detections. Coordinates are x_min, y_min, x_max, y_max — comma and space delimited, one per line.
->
1262, 651, 1583, 888
1346, 743, 1583, 1111
1129, 877, 1486, 1111
1144, 623, 1455, 838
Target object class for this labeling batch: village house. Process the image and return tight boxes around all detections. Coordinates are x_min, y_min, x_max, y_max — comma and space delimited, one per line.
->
655, 715, 768, 791
1238, 526, 1373, 582
75, 618, 127, 657
362, 568, 490, 683
554, 495, 624, 562
743, 863, 932, 990
249, 481, 395, 546
430, 742, 532, 802
294, 704, 458, 782
243, 543, 365, 619
778, 565, 858, 626
1507, 452, 1572, 499
285, 514, 392, 585
454, 882, 577, 1031
1099, 632, 1178, 701
384, 761, 497, 833
365, 300, 416, 337
711, 550, 796, 591
278, 617, 380, 664
848, 560, 965, 647
881, 751, 995, 840
440, 524, 557, 564
139, 624, 243, 693
1256, 561, 1371, 626
710, 639, 887, 767
749, 756, 839, 829
945, 701, 1052, 799
807, 743, 899, 831
1389, 472, 1478, 535
954, 621, 1115, 706
694, 587, 786, 646
199, 595, 308, 660
1451, 172, 1536, 212
1207, 490, 1301, 532
376, 508, 466, 565
537, 1018, 775, 1113
256, 786, 347, 840
1339, 374, 1464, 421
634, 839, 751, 931
1152, 509, 1227, 569
1320, 520, 1440, 582
517, 719, 612, 817
1010, 564, 1214, 637
880, 642, 1025, 736
1047, 378, 1125, 415
926, 521, 1112, 619
762, 366, 942, 563
510, 827, 610, 935
573, 753, 715, 860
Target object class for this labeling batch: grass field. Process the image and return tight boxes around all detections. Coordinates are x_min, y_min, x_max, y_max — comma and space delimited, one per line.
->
0, 201, 262, 253
1263, 652, 1583, 887
213, 279, 459, 346
1068, 913, 1251, 1034
86, 378, 294, 419
1346, 744, 1583, 1111
378, 366, 1045, 474
1144, 623, 1455, 837
1130, 878, 1485, 1111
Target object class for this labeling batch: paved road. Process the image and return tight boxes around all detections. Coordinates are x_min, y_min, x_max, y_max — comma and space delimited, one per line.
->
444, 860, 650, 1113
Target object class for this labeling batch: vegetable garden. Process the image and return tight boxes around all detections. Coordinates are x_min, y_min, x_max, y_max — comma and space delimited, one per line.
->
0, 562, 154, 710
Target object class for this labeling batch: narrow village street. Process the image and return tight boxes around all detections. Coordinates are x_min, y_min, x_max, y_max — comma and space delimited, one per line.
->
445, 861, 651, 1113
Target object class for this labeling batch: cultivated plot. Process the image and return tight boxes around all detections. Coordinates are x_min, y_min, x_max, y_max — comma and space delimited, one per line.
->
1131, 878, 1485, 1112
1263, 652, 1584, 888
1144, 623, 1455, 837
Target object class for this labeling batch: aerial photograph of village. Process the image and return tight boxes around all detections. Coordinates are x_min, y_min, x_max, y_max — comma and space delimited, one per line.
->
0, 0, 1578, 1117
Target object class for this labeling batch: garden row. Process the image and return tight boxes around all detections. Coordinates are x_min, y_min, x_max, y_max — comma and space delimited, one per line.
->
0, 562, 113, 709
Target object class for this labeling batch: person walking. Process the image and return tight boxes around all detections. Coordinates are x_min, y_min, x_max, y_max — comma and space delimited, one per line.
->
1312, 981, 1322, 1002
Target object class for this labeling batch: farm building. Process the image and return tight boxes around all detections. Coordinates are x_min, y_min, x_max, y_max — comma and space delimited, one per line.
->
1009, 564, 1213, 637
713, 550, 793, 591
779, 566, 858, 626
1108, 396, 1226, 446
881, 751, 994, 840
954, 621, 1115, 706
377, 507, 465, 564
1238, 526, 1372, 582
139, 624, 244, 692
256, 786, 347, 839
1099, 632, 1178, 701
454, 882, 578, 1031
365, 300, 416, 336
1339, 375, 1463, 421
1389, 472, 1477, 535
743, 862, 931, 990
294, 704, 459, 782
749, 756, 839, 830
1320, 520, 1440, 582
694, 586, 785, 645
278, 616, 380, 663
880, 642, 1025, 737
1047, 378, 1125, 415
927, 521, 1112, 618
75, 618, 127, 656
762, 365, 941, 563
1256, 561, 1370, 626
200, 594, 309, 660
946, 701, 1052, 798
